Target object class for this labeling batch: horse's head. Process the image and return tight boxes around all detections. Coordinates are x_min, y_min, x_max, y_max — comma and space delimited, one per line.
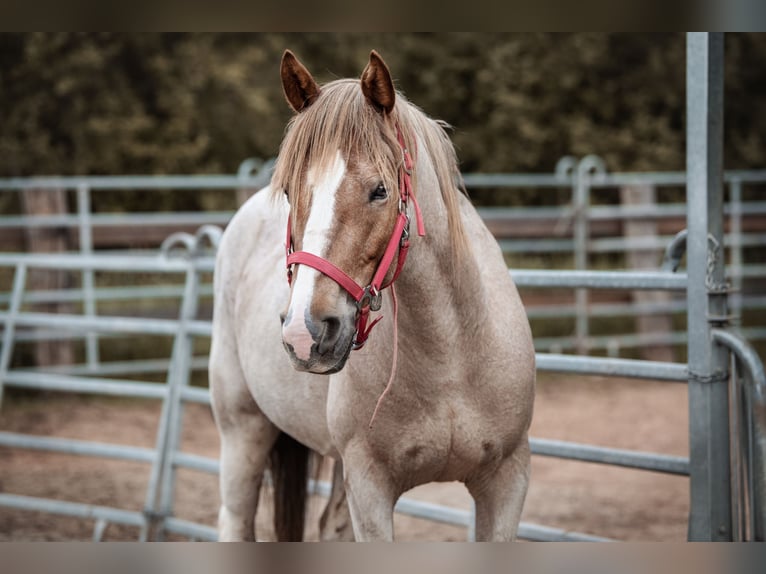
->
275, 50, 411, 374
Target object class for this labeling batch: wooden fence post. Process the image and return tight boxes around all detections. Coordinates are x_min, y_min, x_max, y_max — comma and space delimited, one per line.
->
620, 184, 676, 362
21, 188, 75, 367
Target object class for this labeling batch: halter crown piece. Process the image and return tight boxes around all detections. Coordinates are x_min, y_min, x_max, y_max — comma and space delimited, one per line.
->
285, 125, 425, 350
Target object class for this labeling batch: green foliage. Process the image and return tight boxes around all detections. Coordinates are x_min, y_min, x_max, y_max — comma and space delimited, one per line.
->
1, 33, 763, 194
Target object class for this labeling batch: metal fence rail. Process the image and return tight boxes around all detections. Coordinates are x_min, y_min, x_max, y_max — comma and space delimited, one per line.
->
0, 204, 763, 539
0, 186, 763, 539
0, 246, 701, 542
0, 224, 762, 539
1, 155, 765, 358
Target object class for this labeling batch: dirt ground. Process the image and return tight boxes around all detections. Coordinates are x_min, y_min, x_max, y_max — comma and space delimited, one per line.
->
0, 373, 689, 542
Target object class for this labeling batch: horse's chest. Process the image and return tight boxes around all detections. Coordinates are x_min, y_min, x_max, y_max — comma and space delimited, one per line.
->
375, 408, 505, 485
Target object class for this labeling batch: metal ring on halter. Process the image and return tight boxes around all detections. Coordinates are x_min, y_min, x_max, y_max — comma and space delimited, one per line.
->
358, 285, 383, 312
400, 146, 413, 175
400, 216, 410, 247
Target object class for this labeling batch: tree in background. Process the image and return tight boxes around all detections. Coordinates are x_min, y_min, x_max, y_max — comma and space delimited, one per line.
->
1, 33, 763, 187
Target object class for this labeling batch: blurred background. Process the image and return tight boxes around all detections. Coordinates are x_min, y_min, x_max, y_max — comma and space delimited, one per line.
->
2, 33, 765, 177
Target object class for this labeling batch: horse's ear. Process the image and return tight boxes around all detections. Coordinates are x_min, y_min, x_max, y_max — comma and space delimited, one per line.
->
281, 50, 320, 113
361, 50, 395, 115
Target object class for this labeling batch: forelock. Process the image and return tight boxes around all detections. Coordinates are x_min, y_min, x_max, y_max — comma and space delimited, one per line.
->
272, 79, 400, 206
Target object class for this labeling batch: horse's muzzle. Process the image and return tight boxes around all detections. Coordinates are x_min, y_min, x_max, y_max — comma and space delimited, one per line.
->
280, 309, 355, 374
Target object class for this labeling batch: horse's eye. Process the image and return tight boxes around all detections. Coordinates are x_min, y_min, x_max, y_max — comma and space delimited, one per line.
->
369, 183, 388, 202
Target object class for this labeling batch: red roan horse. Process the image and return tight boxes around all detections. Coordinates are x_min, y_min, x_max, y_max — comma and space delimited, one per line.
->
210, 50, 535, 541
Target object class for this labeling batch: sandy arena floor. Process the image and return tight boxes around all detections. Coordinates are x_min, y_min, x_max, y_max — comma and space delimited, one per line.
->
0, 373, 689, 541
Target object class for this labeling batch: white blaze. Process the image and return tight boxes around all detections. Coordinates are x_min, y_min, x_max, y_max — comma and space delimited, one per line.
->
283, 151, 345, 361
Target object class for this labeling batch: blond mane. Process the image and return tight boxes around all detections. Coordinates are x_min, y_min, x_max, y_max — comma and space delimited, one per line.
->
272, 79, 467, 255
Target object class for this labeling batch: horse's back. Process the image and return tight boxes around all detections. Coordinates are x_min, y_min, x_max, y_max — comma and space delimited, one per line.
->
211, 187, 335, 455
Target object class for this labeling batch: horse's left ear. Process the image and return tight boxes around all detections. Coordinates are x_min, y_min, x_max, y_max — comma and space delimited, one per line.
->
361, 50, 395, 115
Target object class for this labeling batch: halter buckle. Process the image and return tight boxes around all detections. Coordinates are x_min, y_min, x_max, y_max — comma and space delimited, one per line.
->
358, 285, 382, 312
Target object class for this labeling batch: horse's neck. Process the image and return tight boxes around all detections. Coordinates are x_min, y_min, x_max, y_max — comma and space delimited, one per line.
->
394, 166, 485, 355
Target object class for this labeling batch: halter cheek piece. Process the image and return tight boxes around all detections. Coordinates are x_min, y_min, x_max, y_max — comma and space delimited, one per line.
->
285, 126, 425, 350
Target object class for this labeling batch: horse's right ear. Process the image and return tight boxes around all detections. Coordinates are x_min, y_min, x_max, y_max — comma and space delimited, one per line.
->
361, 50, 395, 115
281, 50, 320, 113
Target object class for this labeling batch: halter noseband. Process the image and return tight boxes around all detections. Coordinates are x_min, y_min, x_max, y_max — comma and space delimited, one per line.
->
285, 126, 425, 350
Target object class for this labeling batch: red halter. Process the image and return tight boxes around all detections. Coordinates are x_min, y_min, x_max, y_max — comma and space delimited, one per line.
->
285, 127, 425, 350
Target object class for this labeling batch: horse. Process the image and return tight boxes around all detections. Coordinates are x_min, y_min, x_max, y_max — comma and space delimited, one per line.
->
209, 49, 536, 541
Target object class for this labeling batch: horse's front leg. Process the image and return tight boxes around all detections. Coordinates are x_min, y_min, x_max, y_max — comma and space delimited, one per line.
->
211, 353, 280, 541
319, 457, 355, 541
215, 409, 280, 541
466, 437, 531, 541
342, 448, 397, 541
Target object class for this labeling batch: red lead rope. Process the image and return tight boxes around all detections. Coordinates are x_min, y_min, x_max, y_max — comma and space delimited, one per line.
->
285, 125, 424, 350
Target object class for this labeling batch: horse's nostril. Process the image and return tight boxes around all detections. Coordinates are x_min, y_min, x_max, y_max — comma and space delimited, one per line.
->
324, 316, 340, 340
316, 316, 342, 355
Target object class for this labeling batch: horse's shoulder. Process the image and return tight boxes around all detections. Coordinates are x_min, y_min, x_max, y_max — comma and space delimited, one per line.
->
220, 185, 283, 249
216, 186, 286, 289
229, 184, 285, 230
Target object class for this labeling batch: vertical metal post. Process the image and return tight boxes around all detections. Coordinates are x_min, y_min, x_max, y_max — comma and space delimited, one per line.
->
236, 157, 262, 206
140, 366, 174, 540
573, 166, 590, 355
571, 155, 605, 356
77, 184, 99, 369
729, 178, 743, 323
686, 32, 732, 541
467, 499, 476, 541
729, 356, 744, 540
153, 263, 200, 540
0, 264, 27, 409
750, 367, 766, 541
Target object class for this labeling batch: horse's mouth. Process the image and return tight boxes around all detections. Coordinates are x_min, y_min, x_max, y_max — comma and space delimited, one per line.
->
316, 339, 353, 374
282, 331, 354, 375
